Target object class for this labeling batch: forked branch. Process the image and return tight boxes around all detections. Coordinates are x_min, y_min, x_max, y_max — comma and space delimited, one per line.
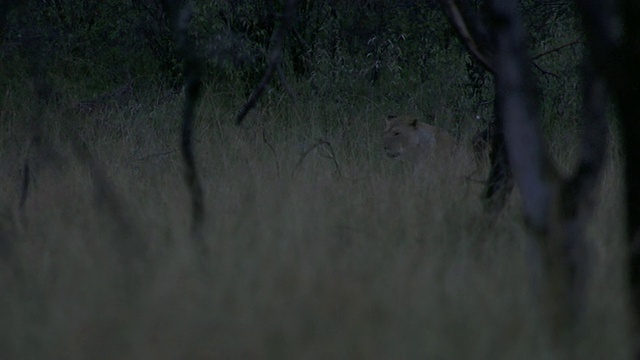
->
292, 139, 341, 178
489, 0, 608, 345
236, 0, 299, 125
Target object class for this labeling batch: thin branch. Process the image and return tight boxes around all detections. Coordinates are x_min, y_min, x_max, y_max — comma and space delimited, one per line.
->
532, 61, 560, 78
292, 139, 341, 178
133, 149, 180, 161
236, 0, 299, 124
162, 0, 206, 244
180, 31, 205, 242
531, 39, 582, 60
440, 0, 495, 73
321, 139, 342, 178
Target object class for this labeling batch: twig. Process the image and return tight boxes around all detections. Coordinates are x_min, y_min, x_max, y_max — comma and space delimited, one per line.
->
532, 61, 560, 78
134, 149, 179, 161
162, 0, 206, 246
292, 139, 341, 178
236, 0, 299, 124
531, 39, 582, 60
293, 139, 324, 177
322, 139, 342, 178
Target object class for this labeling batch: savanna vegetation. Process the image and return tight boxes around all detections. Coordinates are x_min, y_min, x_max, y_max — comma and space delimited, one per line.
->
0, 1, 633, 359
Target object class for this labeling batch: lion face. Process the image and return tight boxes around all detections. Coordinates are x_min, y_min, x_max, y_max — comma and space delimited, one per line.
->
382, 115, 422, 159
382, 114, 477, 179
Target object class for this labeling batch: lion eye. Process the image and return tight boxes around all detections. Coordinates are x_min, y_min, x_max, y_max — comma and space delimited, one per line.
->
393, 131, 400, 136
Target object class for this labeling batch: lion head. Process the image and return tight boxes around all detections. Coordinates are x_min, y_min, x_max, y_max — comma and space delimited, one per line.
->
383, 115, 435, 160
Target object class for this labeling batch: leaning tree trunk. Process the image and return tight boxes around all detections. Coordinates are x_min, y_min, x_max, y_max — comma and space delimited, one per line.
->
440, 0, 514, 211
236, 0, 299, 124
574, 0, 640, 356
488, 0, 608, 349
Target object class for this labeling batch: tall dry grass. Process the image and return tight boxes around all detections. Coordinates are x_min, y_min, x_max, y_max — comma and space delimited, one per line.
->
0, 86, 630, 359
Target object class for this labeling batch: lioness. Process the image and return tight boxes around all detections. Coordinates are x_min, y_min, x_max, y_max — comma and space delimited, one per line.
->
383, 114, 472, 177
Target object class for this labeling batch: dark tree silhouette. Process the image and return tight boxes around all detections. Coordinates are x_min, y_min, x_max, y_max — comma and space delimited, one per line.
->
440, 0, 514, 212
574, 0, 640, 356
443, 0, 610, 351
236, 0, 299, 125
161, 0, 206, 245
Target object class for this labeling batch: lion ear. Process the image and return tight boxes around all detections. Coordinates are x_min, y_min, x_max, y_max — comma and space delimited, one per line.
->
385, 114, 397, 128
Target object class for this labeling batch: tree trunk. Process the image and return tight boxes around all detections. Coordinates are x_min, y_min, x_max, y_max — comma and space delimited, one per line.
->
488, 0, 608, 346
440, 0, 514, 211
575, 0, 640, 355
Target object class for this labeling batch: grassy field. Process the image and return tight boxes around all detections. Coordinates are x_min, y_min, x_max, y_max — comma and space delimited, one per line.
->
0, 84, 630, 359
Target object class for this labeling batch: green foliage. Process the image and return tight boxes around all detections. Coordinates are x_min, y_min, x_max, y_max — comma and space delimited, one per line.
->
0, 2, 627, 358
2, 0, 175, 91
0, 0, 584, 125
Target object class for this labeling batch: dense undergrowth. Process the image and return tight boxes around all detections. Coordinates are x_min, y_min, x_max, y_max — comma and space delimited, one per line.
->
0, 1, 629, 358
0, 78, 629, 358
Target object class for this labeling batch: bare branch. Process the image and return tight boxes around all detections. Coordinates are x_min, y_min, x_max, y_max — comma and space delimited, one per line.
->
531, 39, 582, 60
133, 149, 180, 161
292, 139, 341, 178
321, 140, 342, 178
293, 140, 324, 177
236, 0, 299, 125
440, 0, 495, 73
532, 61, 560, 79
163, 0, 206, 244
